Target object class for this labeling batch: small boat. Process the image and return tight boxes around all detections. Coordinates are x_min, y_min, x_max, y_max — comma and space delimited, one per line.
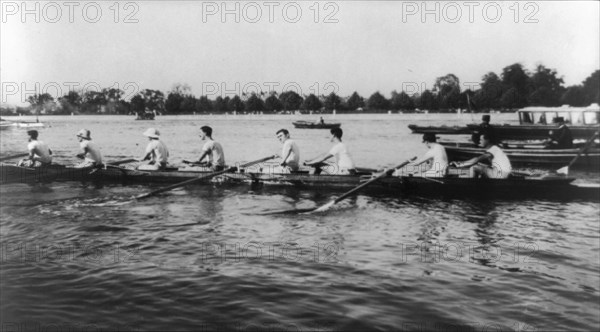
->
135, 111, 155, 120
0, 118, 12, 130
408, 124, 471, 135
292, 121, 341, 129
1, 163, 597, 200
440, 141, 600, 169
12, 121, 45, 128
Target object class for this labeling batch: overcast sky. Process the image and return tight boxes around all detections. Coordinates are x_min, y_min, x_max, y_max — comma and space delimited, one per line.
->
1, 1, 598, 106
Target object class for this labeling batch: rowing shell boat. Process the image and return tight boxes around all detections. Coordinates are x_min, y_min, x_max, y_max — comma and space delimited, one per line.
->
1, 163, 597, 200
440, 142, 600, 170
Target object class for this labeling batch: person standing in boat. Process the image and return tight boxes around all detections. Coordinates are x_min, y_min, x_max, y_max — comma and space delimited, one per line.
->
304, 127, 356, 175
544, 117, 573, 149
18, 130, 53, 167
195, 126, 226, 171
138, 128, 169, 170
74, 129, 103, 168
319, 117, 325, 125
275, 128, 300, 172
449, 133, 512, 179
404, 133, 448, 177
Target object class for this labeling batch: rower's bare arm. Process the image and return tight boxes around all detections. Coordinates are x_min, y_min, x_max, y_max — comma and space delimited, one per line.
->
197, 150, 209, 163
305, 153, 332, 165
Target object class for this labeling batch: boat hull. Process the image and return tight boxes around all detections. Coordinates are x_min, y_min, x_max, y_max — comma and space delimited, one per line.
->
292, 121, 341, 129
408, 124, 471, 135
440, 142, 600, 169
2, 164, 597, 200
466, 124, 599, 140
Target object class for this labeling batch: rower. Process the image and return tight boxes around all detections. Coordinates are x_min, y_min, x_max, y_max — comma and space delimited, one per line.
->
195, 126, 226, 171
449, 133, 512, 178
275, 128, 300, 172
544, 117, 573, 149
405, 133, 448, 177
17, 130, 53, 167
138, 128, 169, 170
74, 129, 103, 168
304, 127, 356, 175
471, 115, 495, 146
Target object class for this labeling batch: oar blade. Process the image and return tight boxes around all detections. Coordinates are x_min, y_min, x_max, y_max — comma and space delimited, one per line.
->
557, 166, 568, 175
313, 200, 335, 213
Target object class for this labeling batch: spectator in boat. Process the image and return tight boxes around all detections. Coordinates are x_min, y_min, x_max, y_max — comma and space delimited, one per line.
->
319, 117, 325, 124
74, 129, 103, 168
195, 126, 226, 171
138, 128, 169, 170
449, 133, 512, 179
471, 114, 496, 146
405, 133, 448, 177
304, 127, 356, 175
18, 130, 53, 167
544, 117, 573, 149
276, 129, 300, 172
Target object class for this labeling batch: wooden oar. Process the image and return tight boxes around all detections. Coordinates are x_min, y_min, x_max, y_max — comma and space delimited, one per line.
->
106, 158, 138, 166
0, 153, 29, 162
312, 157, 416, 212
262, 157, 416, 215
135, 154, 278, 199
557, 131, 599, 175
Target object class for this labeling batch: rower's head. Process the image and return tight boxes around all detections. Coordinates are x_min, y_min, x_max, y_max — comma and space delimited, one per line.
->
422, 133, 437, 146
76, 129, 91, 141
330, 127, 343, 142
143, 128, 160, 140
27, 130, 38, 141
481, 133, 498, 147
200, 126, 213, 140
276, 129, 290, 142
553, 117, 565, 125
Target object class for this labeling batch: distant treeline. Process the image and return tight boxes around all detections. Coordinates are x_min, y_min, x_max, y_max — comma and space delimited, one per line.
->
3, 63, 598, 116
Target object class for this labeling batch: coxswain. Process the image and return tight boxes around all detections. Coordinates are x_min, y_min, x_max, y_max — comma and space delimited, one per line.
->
450, 133, 512, 178
138, 128, 169, 170
195, 126, 226, 171
544, 117, 573, 149
405, 133, 448, 177
305, 127, 356, 175
17, 130, 52, 167
74, 129, 103, 168
275, 129, 300, 172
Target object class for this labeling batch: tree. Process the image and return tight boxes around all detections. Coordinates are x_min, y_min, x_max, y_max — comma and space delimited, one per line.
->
265, 93, 283, 112
196, 96, 212, 113
302, 94, 322, 111
367, 91, 389, 110
527, 65, 564, 106
181, 96, 197, 113
279, 91, 303, 111
560, 86, 586, 107
473, 72, 503, 110
81, 90, 106, 113
213, 96, 230, 113
27, 93, 55, 114
141, 89, 165, 113
346, 91, 365, 110
500, 87, 521, 109
165, 92, 185, 114
419, 90, 436, 110
501, 63, 529, 108
582, 70, 600, 105
228, 95, 244, 113
434, 74, 461, 110
245, 93, 265, 112
390, 91, 414, 111
323, 92, 342, 111
129, 94, 145, 113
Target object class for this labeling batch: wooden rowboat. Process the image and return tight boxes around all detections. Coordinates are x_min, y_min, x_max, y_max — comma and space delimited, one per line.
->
1, 163, 597, 200
440, 142, 600, 169
407, 124, 471, 135
292, 121, 341, 129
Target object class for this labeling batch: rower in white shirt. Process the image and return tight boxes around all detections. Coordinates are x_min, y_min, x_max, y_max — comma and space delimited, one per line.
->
275, 128, 300, 172
305, 127, 356, 175
74, 129, 103, 168
138, 128, 169, 170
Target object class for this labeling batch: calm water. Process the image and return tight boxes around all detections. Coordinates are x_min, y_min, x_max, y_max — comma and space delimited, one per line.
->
1, 114, 599, 331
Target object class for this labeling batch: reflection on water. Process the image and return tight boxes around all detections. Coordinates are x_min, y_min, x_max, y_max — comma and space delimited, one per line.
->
2, 115, 599, 331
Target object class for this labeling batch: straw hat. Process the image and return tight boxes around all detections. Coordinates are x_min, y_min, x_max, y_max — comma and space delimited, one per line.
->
76, 129, 91, 139
143, 128, 160, 138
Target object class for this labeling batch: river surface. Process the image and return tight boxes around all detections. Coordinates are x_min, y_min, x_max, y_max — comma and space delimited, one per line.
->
1, 114, 599, 331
